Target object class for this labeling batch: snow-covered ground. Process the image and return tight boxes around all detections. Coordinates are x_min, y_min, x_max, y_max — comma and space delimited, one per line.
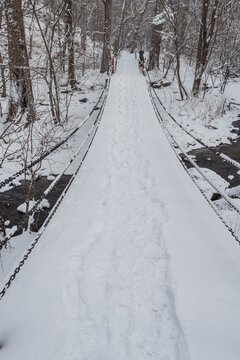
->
1, 53, 240, 359
0, 8, 105, 188
149, 60, 240, 152
149, 59, 240, 248
0, 73, 106, 187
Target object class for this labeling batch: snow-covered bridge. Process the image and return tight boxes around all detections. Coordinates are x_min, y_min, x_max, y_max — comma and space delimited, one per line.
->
1, 53, 240, 360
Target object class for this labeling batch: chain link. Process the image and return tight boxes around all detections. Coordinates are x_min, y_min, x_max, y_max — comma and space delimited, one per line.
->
148, 85, 240, 246
0, 93, 107, 251
0, 76, 111, 302
147, 71, 240, 172
0, 89, 105, 191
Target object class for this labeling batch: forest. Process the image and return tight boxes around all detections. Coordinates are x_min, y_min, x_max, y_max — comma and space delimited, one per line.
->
0, 0, 239, 249
1, 0, 239, 121
0, 0, 239, 248
1, 1, 240, 359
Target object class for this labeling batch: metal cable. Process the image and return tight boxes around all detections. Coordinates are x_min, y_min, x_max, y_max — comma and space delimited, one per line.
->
0, 88, 106, 190
148, 85, 240, 246
0, 83, 109, 250
0, 75, 111, 301
0, 114, 101, 250
146, 71, 240, 172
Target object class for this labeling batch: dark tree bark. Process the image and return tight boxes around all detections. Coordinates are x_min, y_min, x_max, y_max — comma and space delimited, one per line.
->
130, 17, 141, 54
130, 0, 149, 54
65, 0, 76, 88
0, 5, 6, 98
148, 0, 162, 71
175, 39, 187, 100
5, 0, 35, 124
192, 0, 219, 95
0, 52, 6, 98
100, 0, 113, 73
163, 0, 188, 100
114, 0, 127, 55
80, 0, 87, 75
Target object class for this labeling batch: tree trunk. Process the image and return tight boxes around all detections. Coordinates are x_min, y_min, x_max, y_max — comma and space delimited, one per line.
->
65, 0, 76, 88
130, 18, 140, 53
114, 0, 127, 55
0, 8, 6, 98
5, 0, 35, 124
0, 52, 6, 98
192, 0, 219, 95
130, 0, 149, 53
80, 0, 87, 75
100, 0, 113, 74
148, 0, 162, 71
175, 49, 187, 100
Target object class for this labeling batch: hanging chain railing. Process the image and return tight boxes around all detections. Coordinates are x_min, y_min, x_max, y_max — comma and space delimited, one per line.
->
148, 83, 240, 246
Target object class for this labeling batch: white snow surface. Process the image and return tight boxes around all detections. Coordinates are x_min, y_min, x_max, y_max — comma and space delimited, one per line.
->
17, 199, 50, 214
1, 53, 240, 359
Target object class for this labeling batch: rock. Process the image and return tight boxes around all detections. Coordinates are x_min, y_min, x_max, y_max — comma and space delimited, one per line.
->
162, 81, 171, 87
150, 80, 171, 88
79, 97, 88, 103
211, 193, 221, 201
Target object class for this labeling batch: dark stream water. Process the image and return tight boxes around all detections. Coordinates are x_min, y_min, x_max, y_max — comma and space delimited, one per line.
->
183, 119, 240, 189
1, 116, 240, 237
0, 175, 71, 236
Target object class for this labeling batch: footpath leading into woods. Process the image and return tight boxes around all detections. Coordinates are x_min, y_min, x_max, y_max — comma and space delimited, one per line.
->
1, 53, 240, 360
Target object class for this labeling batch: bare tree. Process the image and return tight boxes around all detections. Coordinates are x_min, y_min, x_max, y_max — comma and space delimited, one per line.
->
218, 2, 240, 93
80, 0, 87, 75
0, 52, 6, 98
4, 0, 35, 124
0, 3, 7, 98
192, 0, 220, 95
100, 0, 113, 73
158, 0, 188, 99
113, 0, 128, 54
148, 0, 162, 71
65, 0, 76, 88
28, 0, 61, 123
130, 0, 150, 53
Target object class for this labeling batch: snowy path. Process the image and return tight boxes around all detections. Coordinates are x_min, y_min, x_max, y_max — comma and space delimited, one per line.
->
1, 53, 240, 360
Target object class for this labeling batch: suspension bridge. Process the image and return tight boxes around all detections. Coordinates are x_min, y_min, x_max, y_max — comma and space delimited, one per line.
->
0, 52, 240, 360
